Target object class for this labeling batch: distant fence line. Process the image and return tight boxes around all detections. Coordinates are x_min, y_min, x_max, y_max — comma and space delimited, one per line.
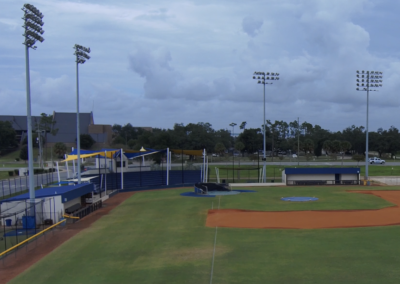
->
0, 170, 73, 199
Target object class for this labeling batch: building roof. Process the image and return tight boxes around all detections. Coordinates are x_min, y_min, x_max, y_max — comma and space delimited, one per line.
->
285, 168, 360, 175
47, 112, 94, 143
0, 183, 94, 204
0, 115, 41, 131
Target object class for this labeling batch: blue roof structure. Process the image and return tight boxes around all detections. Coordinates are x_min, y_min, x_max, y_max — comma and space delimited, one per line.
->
0, 183, 94, 204
285, 168, 360, 175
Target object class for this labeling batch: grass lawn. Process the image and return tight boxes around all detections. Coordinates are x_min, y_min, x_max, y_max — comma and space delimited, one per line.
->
9, 186, 400, 284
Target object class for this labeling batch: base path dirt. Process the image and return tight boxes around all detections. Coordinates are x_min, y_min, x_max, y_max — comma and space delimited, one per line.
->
206, 191, 400, 229
0, 192, 135, 284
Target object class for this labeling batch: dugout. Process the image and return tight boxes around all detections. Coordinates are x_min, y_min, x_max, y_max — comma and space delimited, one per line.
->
0, 183, 95, 226
284, 168, 361, 186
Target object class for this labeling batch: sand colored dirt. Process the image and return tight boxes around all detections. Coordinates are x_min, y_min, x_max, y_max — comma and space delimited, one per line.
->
206, 191, 400, 229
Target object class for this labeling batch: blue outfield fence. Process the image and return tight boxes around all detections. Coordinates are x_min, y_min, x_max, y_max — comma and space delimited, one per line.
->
88, 170, 202, 191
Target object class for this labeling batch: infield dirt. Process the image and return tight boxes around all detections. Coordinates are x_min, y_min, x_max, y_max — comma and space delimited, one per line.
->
206, 190, 400, 229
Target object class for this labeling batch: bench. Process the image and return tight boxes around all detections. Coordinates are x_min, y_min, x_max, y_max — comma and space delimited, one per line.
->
65, 203, 81, 214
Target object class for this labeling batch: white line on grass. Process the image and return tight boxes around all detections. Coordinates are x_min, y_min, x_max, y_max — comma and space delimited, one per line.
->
210, 196, 221, 284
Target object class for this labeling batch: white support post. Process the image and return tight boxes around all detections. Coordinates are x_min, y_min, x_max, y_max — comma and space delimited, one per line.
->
56, 161, 60, 186
166, 148, 170, 186
72, 147, 76, 176
120, 149, 124, 189
104, 151, 107, 193
203, 149, 206, 182
65, 154, 69, 179
206, 156, 209, 182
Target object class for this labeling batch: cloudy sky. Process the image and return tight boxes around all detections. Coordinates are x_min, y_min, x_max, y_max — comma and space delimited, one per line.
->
1, 0, 399, 133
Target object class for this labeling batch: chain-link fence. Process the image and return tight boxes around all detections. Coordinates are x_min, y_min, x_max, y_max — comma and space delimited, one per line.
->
0, 170, 73, 199
0, 198, 57, 253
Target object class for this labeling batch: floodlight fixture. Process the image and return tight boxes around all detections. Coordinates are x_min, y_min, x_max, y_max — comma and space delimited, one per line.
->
22, 3, 44, 214
253, 71, 280, 183
22, 4, 44, 49
356, 70, 383, 183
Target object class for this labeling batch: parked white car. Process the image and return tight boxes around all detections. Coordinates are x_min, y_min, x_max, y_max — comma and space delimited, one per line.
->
369, 157, 385, 164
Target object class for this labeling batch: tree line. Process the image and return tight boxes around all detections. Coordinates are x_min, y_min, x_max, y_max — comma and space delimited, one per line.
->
111, 121, 400, 158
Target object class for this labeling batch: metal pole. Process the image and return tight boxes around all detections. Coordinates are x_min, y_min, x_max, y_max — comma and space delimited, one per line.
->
263, 83, 266, 183
365, 82, 369, 182
166, 148, 170, 185
297, 117, 300, 166
76, 60, 81, 184
25, 45, 35, 214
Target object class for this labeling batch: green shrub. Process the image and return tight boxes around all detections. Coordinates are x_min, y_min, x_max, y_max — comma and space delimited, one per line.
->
8, 171, 13, 177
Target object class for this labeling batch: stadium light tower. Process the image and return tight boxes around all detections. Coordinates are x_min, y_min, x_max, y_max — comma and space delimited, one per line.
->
253, 71, 280, 183
22, 3, 44, 210
74, 44, 91, 184
356, 70, 383, 184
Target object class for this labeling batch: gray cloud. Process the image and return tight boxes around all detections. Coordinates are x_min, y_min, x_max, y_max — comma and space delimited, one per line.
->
242, 16, 263, 37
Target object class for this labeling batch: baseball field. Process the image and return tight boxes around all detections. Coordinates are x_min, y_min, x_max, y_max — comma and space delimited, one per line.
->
6, 186, 400, 284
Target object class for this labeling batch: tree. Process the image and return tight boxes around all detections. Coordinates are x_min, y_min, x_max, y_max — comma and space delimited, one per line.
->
237, 128, 262, 154
239, 121, 247, 130
35, 113, 58, 161
323, 140, 334, 159
302, 139, 314, 160
80, 134, 96, 149
234, 141, 245, 156
214, 142, 226, 156
352, 154, 364, 166
340, 141, 352, 166
0, 121, 17, 152
20, 145, 28, 163
54, 142, 67, 158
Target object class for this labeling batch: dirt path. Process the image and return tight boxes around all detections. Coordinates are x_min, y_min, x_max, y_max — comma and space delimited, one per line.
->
206, 191, 400, 229
0, 192, 135, 284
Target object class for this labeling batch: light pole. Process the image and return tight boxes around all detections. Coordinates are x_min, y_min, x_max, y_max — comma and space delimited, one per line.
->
253, 71, 280, 183
356, 70, 383, 184
230, 123, 236, 182
74, 44, 91, 184
22, 3, 44, 212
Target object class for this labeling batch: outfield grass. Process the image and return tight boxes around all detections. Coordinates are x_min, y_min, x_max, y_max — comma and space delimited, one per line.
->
8, 186, 400, 284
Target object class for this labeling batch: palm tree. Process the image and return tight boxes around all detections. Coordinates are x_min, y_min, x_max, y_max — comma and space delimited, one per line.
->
340, 141, 352, 166
323, 140, 333, 159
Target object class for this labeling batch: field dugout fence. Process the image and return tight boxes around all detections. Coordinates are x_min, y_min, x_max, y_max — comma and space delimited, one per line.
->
0, 170, 73, 199
86, 169, 202, 191
0, 199, 58, 254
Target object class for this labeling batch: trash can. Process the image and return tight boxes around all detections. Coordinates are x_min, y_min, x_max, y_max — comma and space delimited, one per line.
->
5, 219, 12, 226
59, 218, 66, 226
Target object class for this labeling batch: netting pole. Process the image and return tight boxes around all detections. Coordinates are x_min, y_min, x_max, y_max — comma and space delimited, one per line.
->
14, 213, 18, 246
3, 218, 6, 251
181, 149, 184, 184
